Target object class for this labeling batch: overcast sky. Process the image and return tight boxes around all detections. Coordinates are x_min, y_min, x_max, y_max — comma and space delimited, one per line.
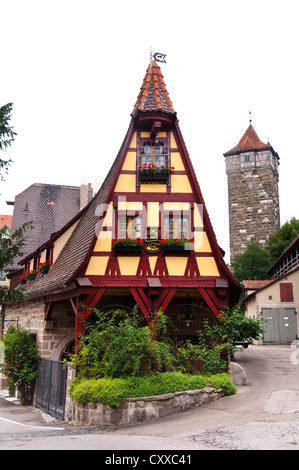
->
1, 0, 298, 262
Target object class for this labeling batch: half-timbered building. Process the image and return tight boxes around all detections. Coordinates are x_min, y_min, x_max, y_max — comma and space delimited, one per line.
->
3, 60, 240, 360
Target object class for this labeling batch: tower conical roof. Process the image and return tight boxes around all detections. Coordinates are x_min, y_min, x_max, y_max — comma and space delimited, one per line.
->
224, 124, 270, 156
131, 60, 176, 117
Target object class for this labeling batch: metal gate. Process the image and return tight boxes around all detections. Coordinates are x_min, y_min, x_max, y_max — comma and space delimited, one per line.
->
262, 307, 297, 344
35, 358, 67, 420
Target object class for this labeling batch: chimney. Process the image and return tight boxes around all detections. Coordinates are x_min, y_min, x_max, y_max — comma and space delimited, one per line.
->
80, 184, 88, 209
80, 183, 93, 209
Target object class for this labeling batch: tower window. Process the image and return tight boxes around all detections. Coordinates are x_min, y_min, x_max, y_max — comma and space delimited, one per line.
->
248, 181, 253, 188
244, 155, 251, 162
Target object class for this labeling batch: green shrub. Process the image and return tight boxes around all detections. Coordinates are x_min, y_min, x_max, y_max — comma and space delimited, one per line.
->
0, 325, 39, 405
70, 371, 235, 407
72, 307, 174, 379
205, 373, 236, 396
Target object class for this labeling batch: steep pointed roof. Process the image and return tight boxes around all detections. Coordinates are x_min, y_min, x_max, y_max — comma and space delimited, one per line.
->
224, 124, 271, 156
131, 60, 176, 117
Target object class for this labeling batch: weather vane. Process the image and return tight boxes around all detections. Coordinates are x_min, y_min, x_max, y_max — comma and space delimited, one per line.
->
150, 46, 167, 63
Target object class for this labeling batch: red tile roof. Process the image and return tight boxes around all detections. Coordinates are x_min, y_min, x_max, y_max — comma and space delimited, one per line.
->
242, 280, 272, 290
0, 215, 12, 230
224, 124, 271, 156
131, 60, 176, 117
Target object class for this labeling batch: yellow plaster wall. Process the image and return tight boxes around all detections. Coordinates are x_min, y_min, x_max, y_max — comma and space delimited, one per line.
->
140, 184, 167, 193
118, 200, 143, 211
94, 231, 112, 252
122, 151, 137, 171
196, 257, 219, 276
165, 257, 188, 276
171, 152, 185, 171
148, 256, 158, 274
170, 133, 177, 148
115, 174, 136, 192
171, 175, 192, 193
194, 203, 204, 228
147, 202, 159, 227
163, 202, 190, 211
53, 220, 79, 263
85, 256, 109, 276
130, 132, 137, 148
117, 257, 140, 276
100, 202, 114, 227
194, 232, 212, 253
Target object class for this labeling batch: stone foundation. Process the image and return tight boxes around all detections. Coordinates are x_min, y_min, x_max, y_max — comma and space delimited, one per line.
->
69, 387, 223, 426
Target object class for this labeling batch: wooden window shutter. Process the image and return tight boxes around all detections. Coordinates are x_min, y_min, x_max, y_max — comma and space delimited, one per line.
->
280, 283, 294, 302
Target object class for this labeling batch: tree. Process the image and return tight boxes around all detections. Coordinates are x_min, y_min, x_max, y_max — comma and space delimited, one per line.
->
267, 217, 299, 262
231, 241, 272, 281
0, 103, 33, 304
0, 102, 17, 181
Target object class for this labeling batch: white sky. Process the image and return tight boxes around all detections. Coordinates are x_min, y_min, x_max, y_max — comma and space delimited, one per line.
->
0, 0, 298, 262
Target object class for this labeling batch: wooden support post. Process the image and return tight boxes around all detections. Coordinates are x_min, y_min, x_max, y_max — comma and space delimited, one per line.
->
198, 287, 220, 319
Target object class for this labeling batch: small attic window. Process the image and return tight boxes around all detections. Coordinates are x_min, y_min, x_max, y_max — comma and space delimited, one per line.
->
137, 137, 170, 185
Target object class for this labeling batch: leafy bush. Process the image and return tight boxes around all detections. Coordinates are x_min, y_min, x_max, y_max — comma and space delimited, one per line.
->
71, 307, 174, 379
70, 371, 235, 407
0, 325, 39, 405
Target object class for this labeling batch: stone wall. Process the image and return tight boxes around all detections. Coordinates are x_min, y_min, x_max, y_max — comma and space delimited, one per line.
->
3, 298, 75, 360
227, 166, 279, 262
68, 387, 223, 426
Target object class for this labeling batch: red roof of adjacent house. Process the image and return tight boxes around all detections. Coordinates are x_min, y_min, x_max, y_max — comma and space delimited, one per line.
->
0, 215, 12, 230
224, 124, 274, 156
242, 280, 272, 290
131, 60, 176, 117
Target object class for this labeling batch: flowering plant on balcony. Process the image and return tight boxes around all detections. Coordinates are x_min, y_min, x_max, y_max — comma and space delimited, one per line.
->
38, 260, 50, 274
138, 163, 174, 175
113, 237, 144, 249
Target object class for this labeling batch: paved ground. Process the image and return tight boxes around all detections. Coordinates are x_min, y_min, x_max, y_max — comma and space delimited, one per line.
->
0, 344, 299, 450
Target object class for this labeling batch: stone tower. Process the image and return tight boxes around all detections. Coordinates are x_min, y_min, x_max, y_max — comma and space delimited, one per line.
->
224, 124, 280, 263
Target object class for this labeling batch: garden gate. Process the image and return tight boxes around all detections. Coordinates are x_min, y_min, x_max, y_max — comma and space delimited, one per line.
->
35, 358, 67, 420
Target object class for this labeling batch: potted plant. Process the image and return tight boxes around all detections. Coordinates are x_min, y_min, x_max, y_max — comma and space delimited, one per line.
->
113, 237, 143, 254
38, 260, 50, 275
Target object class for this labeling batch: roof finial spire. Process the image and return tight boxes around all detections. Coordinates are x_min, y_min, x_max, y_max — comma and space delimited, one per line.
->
249, 110, 252, 125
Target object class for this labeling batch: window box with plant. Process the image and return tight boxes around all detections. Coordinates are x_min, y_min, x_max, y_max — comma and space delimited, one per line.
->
18, 270, 37, 284
113, 237, 143, 254
38, 260, 50, 275
138, 163, 174, 183
161, 239, 192, 253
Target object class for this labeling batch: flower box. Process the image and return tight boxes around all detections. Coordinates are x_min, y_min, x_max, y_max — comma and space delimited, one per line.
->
163, 245, 190, 254
115, 246, 142, 255
139, 172, 169, 184
113, 238, 143, 255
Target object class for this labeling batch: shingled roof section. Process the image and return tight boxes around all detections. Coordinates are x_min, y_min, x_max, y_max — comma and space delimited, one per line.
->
224, 124, 271, 156
131, 60, 176, 117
